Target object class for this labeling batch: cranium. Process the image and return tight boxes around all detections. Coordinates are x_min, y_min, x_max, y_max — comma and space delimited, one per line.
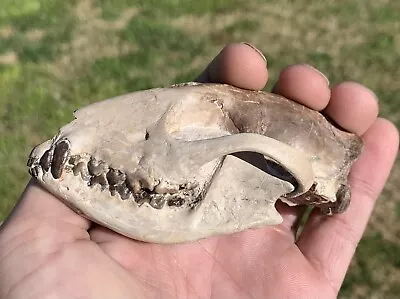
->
27, 82, 363, 243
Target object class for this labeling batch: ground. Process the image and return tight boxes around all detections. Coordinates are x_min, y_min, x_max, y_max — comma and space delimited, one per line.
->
0, 0, 399, 297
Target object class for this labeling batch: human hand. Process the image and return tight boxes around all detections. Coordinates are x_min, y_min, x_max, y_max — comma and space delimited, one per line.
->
0, 43, 398, 299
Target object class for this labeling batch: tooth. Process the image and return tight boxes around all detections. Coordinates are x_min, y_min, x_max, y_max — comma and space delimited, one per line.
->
126, 174, 142, 193
89, 174, 108, 187
149, 196, 166, 209
88, 157, 109, 176
28, 166, 40, 177
134, 191, 150, 206
106, 168, 126, 185
167, 197, 185, 207
154, 181, 179, 194
73, 162, 91, 181
116, 183, 131, 200
68, 155, 81, 166
39, 149, 53, 172
51, 139, 71, 179
27, 156, 35, 167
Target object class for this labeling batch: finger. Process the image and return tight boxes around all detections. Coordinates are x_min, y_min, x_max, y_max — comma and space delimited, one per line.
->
196, 43, 268, 90
271, 64, 330, 233
324, 82, 379, 136
272, 64, 331, 110
296, 118, 399, 292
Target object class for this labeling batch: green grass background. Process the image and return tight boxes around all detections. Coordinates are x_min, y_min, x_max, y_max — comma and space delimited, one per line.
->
1, 0, 399, 297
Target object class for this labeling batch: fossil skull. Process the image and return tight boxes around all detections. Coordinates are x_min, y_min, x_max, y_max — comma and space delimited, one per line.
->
27, 82, 363, 243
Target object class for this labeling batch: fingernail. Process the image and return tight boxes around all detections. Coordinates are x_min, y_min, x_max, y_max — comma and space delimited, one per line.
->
241, 42, 267, 66
302, 64, 330, 85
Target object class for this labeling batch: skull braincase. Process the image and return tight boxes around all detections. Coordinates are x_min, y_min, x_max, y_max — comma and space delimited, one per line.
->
27, 82, 363, 243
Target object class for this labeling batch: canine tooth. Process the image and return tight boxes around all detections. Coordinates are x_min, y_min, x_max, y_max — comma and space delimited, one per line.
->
106, 168, 126, 185
51, 139, 70, 179
88, 157, 109, 176
39, 149, 53, 172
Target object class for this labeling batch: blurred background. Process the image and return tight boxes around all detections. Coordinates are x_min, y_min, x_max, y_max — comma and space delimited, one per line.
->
0, 0, 399, 297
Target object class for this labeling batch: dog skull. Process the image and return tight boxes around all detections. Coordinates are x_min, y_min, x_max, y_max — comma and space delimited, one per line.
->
27, 82, 363, 243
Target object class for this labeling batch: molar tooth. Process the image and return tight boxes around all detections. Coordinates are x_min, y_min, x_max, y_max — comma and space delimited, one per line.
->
134, 191, 150, 206
149, 195, 166, 209
154, 181, 179, 194
51, 139, 71, 179
167, 197, 185, 207
88, 157, 109, 176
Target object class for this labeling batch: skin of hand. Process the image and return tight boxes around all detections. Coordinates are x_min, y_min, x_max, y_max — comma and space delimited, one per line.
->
0, 43, 398, 299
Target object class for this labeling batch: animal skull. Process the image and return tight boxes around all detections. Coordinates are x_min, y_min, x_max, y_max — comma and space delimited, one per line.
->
27, 82, 363, 243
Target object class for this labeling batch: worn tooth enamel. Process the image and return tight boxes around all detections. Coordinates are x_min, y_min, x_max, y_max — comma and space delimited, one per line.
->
27, 82, 363, 244
88, 157, 109, 176
51, 139, 71, 179
106, 168, 126, 186
116, 183, 131, 200
126, 174, 142, 193
134, 191, 150, 206
29, 166, 40, 177
149, 195, 166, 209
167, 197, 185, 207
154, 180, 179, 194
73, 162, 91, 181
89, 174, 108, 187
39, 149, 53, 172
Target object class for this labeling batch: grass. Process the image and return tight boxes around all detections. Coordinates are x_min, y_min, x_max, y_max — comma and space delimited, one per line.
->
0, 0, 399, 297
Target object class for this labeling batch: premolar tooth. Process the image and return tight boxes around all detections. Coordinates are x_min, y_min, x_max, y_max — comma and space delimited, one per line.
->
89, 174, 108, 187
116, 183, 131, 200
126, 174, 142, 193
73, 162, 91, 181
51, 139, 71, 179
88, 157, 109, 176
106, 168, 126, 185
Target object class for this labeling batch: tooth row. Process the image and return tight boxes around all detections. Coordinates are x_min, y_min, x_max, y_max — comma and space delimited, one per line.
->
68, 155, 193, 209
29, 139, 196, 210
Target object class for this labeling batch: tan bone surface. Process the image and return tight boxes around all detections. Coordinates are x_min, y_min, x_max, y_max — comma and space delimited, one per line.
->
27, 82, 363, 243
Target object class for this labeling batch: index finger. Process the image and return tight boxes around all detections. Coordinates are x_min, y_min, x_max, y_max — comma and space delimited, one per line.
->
196, 43, 268, 90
